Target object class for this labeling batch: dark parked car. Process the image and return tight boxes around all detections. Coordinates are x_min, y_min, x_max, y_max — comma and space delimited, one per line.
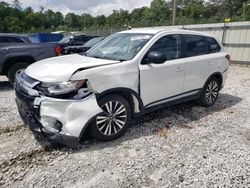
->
54, 35, 99, 56
0, 33, 31, 43
0, 42, 58, 84
61, 37, 105, 55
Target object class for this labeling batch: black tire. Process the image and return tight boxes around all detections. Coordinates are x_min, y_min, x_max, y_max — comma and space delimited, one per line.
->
198, 77, 220, 107
7, 63, 29, 85
90, 94, 131, 141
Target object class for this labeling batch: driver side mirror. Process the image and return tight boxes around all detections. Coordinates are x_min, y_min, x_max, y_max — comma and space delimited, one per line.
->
142, 51, 167, 64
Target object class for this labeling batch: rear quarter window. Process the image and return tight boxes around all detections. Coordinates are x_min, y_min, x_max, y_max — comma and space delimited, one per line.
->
205, 37, 221, 53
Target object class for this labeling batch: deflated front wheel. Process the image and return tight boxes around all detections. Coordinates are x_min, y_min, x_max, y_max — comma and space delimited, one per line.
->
90, 94, 131, 141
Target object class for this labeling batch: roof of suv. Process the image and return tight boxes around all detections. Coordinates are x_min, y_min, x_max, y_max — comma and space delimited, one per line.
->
119, 28, 214, 37
0, 33, 27, 37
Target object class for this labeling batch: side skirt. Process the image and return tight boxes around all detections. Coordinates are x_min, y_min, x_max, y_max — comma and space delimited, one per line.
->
134, 90, 201, 117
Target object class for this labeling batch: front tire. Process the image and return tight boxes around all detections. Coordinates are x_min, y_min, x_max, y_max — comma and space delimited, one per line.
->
90, 94, 131, 141
198, 77, 220, 107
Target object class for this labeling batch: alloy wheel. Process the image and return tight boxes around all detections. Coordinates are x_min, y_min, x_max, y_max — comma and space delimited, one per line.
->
96, 101, 127, 136
205, 80, 219, 104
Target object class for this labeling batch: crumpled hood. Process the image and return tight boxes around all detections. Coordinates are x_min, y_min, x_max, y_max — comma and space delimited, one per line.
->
25, 54, 120, 82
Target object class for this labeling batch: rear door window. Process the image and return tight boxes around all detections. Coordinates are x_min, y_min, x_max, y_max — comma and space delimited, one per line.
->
6, 37, 25, 43
184, 35, 209, 57
0, 36, 24, 43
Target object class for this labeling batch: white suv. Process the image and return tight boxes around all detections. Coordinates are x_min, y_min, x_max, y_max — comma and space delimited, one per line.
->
15, 29, 229, 147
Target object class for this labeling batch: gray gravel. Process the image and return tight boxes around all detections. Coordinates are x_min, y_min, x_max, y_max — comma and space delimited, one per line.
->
0, 65, 250, 187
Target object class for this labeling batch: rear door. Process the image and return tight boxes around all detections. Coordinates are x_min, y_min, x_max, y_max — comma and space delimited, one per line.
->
182, 34, 216, 92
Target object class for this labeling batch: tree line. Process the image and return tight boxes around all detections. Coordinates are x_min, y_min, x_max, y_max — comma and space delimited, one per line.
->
0, 0, 250, 33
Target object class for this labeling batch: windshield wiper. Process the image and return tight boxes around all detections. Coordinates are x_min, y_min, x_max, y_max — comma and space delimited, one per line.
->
118, 59, 126, 62
92, 56, 103, 59
85, 54, 126, 62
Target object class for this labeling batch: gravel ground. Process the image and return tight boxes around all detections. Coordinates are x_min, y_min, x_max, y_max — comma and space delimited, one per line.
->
0, 65, 250, 187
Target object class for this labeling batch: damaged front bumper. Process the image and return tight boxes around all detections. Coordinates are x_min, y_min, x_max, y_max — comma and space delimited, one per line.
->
15, 78, 102, 147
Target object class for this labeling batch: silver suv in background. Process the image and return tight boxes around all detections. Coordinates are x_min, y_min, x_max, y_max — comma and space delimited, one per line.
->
14, 29, 230, 147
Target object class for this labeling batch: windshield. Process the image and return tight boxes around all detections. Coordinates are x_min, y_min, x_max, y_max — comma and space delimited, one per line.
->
86, 33, 152, 61
83, 37, 105, 47
59, 35, 73, 44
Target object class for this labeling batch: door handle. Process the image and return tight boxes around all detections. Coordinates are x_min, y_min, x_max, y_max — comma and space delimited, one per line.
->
176, 67, 183, 72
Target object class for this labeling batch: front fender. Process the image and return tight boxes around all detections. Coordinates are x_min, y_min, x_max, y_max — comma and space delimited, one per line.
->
37, 94, 103, 138
70, 61, 139, 94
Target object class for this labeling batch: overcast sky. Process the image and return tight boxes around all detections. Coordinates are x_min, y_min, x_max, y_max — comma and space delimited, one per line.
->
4, 0, 152, 16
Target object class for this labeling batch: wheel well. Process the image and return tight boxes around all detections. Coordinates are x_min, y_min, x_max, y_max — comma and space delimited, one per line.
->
80, 90, 138, 143
2, 56, 35, 75
212, 73, 223, 89
97, 91, 135, 115
207, 73, 223, 89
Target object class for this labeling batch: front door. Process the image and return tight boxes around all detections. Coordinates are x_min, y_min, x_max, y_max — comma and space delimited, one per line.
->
139, 34, 185, 107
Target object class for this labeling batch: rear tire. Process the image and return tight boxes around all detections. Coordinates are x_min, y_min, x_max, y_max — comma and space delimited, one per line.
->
198, 77, 220, 107
7, 63, 29, 85
90, 94, 131, 141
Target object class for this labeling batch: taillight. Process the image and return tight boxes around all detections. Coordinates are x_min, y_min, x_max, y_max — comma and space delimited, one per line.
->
225, 54, 231, 64
54, 45, 61, 56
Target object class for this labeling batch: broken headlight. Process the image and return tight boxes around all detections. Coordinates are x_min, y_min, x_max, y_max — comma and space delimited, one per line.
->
41, 80, 86, 95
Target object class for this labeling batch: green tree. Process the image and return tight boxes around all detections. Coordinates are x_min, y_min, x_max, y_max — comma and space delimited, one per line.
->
24, 12, 42, 30
0, 0, 250, 33
54, 12, 64, 27
65, 13, 80, 29
96, 15, 106, 27
79, 13, 94, 30
3, 16, 22, 32
12, 0, 21, 10
24, 7, 33, 14
150, 0, 171, 25
184, 0, 205, 22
